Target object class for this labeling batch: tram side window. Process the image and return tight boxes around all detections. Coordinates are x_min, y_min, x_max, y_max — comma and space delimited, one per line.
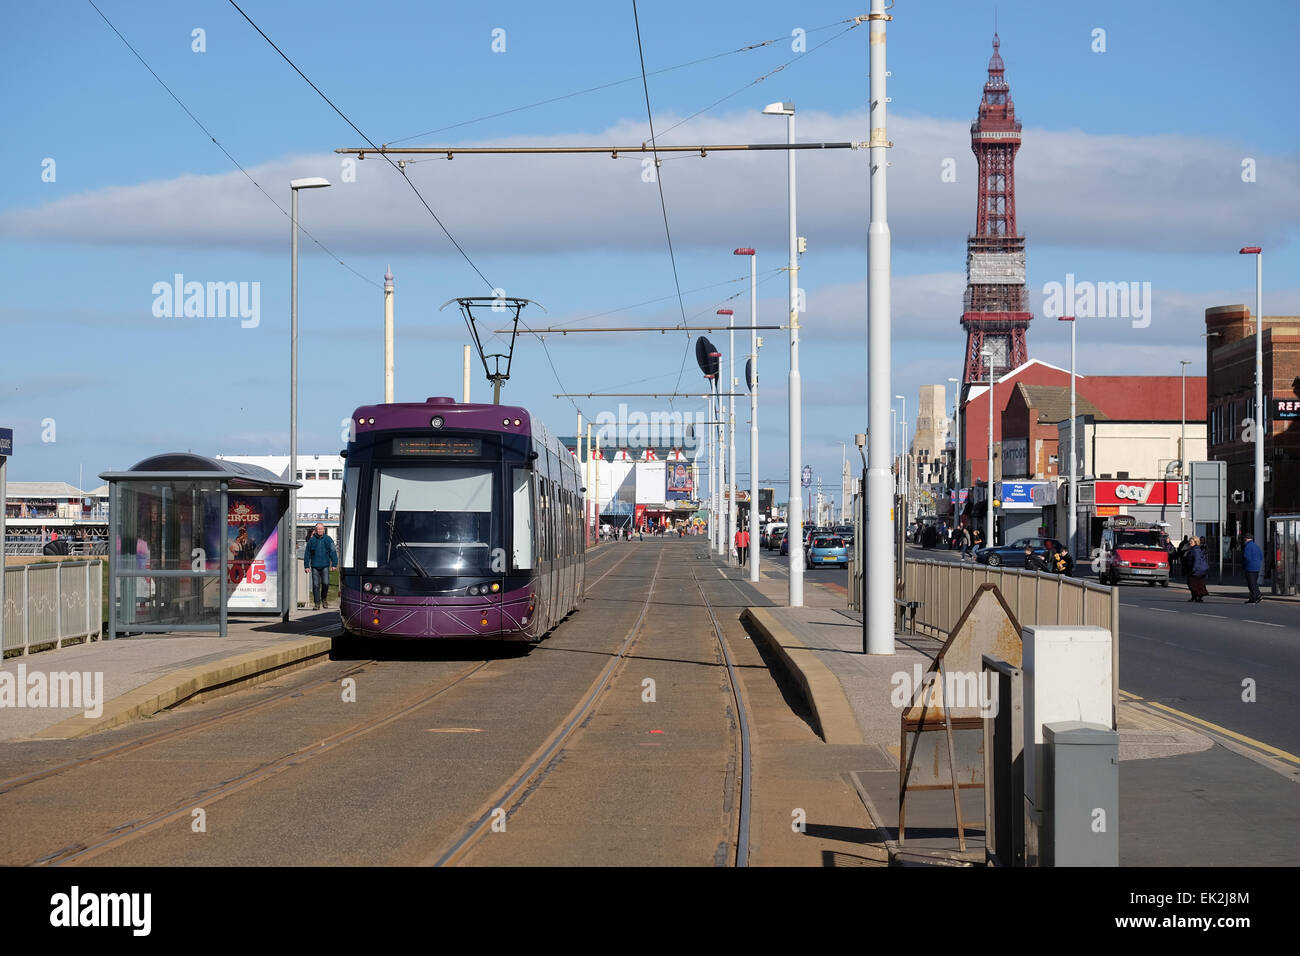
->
512, 468, 534, 570
340, 466, 360, 566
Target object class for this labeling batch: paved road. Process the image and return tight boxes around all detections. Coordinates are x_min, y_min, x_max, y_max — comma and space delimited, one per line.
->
0, 539, 876, 867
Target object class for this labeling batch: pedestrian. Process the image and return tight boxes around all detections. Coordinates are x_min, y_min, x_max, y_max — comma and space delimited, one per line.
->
1242, 533, 1264, 604
956, 526, 970, 561
1052, 546, 1074, 576
303, 522, 339, 610
1023, 545, 1050, 573
971, 528, 983, 556
1185, 536, 1209, 602
735, 527, 749, 566
1176, 535, 1190, 579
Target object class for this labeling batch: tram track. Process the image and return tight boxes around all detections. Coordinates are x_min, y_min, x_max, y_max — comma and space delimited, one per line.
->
693, 568, 753, 867
0, 621, 356, 798
28, 659, 491, 867
426, 548, 666, 866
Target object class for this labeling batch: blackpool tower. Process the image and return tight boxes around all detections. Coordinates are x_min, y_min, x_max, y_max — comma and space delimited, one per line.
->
960, 34, 1032, 387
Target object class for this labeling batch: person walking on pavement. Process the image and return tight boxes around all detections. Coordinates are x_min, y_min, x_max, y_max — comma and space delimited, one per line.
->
1243, 533, 1264, 604
956, 525, 970, 561
971, 527, 983, 558
1176, 535, 1190, 580
1185, 536, 1210, 602
735, 527, 748, 566
304, 522, 338, 610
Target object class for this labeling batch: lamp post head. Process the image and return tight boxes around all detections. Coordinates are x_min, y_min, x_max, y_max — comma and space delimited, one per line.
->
290, 177, 331, 190
1239, 246, 1262, 255
716, 309, 734, 316
855, 433, 866, 449
733, 248, 755, 256
1058, 314, 1075, 322
762, 101, 795, 115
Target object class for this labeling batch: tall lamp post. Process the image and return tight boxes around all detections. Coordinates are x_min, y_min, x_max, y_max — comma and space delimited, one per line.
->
1240, 246, 1264, 540
1180, 359, 1191, 539
718, 307, 737, 561
895, 394, 907, 515
735, 248, 760, 581
764, 100, 803, 607
1060, 314, 1077, 558
982, 347, 995, 550
947, 377, 960, 496
287, 176, 330, 621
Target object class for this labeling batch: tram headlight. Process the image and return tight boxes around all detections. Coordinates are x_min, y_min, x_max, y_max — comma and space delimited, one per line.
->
382, 585, 393, 595
467, 585, 480, 595
513, 418, 521, 426
431, 416, 444, 428
490, 582, 500, 593
363, 582, 373, 592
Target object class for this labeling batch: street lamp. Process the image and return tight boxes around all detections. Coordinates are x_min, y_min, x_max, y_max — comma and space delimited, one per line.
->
735, 248, 760, 581
287, 176, 330, 621
1239, 246, 1264, 540
982, 347, 995, 551
1180, 359, 1192, 539
947, 377, 960, 495
763, 100, 803, 607
1060, 314, 1077, 558
837, 440, 848, 523
717, 308, 737, 560
895, 394, 906, 514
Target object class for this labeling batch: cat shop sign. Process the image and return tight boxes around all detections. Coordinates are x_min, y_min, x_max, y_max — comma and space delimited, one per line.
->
1094, 480, 1181, 507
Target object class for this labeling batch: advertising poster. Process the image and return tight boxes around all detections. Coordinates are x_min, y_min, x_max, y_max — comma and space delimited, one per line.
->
666, 461, 694, 500
206, 494, 282, 610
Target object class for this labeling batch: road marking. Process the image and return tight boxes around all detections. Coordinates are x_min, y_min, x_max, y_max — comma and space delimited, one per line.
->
1244, 620, 1284, 628
424, 727, 485, 734
1198, 613, 1228, 619
1145, 701, 1300, 766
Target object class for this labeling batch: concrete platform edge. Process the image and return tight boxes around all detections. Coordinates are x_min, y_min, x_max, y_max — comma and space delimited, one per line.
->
740, 606, 865, 746
25, 637, 333, 740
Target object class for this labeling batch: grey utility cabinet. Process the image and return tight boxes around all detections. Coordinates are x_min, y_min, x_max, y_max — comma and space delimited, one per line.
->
1042, 721, 1118, 867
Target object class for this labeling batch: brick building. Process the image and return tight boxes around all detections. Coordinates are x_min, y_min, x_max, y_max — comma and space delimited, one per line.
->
1204, 305, 1300, 537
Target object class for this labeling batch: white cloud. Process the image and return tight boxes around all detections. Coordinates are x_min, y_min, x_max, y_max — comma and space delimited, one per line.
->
3, 110, 1295, 257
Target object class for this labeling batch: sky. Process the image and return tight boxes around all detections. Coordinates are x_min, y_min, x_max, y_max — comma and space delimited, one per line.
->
2, 0, 1298, 503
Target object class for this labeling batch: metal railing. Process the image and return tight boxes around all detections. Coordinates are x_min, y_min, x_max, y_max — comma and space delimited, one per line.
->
902, 559, 1118, 640
2, 561, 104, 656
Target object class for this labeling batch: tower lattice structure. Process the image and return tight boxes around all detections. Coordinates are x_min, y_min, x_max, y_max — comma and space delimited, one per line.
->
960, 34, 1032, 388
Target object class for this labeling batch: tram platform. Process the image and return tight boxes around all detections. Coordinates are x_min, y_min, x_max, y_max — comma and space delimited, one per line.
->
714, 546, 1212, 865
0, 613, 334, 742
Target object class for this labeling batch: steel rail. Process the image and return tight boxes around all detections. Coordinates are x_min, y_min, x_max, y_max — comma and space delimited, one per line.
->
0, 620, 355, 797
427, 548, 666, 866
30, 659, 492, 866
693, 570, 753, 867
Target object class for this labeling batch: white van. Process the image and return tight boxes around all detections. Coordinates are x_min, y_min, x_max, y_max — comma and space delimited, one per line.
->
764, 522, 788, 550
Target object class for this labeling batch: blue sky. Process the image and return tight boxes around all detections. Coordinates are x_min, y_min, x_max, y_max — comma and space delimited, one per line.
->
2, 0, 1297, 501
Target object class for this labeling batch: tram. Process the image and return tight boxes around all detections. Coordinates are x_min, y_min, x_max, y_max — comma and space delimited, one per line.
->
337, 397, 585, 641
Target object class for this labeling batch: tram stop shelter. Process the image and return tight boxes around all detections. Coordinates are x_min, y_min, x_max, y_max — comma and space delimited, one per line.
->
100, 453, 299, 639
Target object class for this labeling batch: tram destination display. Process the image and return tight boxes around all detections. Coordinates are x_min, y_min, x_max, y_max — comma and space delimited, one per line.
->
393, 437, 483, 457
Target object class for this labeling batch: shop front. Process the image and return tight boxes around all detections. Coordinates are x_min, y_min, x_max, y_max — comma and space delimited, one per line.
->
998, 480, 1057, 542
1079, 479, 1183, 555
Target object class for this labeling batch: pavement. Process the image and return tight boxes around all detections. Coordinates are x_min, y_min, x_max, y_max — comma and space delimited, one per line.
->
730, 543, 1255, 866
0, 612, 337, 741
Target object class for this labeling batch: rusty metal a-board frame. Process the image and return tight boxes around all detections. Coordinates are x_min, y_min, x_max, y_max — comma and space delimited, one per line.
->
898, 583, 1023, 852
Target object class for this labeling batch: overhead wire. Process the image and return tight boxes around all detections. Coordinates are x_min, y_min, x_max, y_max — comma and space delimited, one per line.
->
226, 0, 495, 292
631, 0, 692, 411
85, 0, 379, 289
385, 18, 858, 145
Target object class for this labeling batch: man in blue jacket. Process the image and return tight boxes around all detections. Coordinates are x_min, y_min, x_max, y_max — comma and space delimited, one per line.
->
304, 522, 339, 610
1243, 532, 1264, 604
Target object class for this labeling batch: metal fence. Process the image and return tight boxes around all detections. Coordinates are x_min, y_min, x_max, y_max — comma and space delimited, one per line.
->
902, 559, 1119, 640
2, 560, 104, 656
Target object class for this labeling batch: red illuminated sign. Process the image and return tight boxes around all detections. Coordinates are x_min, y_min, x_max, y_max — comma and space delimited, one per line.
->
1094, 480, 1181, 506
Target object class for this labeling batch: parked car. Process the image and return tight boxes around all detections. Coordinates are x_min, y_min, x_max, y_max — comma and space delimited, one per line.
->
806, 535, 847, 569
975, 536, 1064, 568
779, 531, 789, 556
764, 522, 787, 550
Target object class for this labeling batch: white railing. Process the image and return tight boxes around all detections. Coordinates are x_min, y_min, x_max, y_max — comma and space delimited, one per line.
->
2, 561, 104, 656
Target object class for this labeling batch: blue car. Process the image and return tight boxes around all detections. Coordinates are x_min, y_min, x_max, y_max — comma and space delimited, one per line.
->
806, 535, 847, 569
779, 532, 789, 556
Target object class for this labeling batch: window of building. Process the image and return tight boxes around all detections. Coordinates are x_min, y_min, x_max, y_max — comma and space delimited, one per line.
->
331, 470, 342, 480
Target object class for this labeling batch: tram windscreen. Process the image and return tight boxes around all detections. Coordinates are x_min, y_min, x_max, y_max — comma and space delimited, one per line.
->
367, 465, 500, 575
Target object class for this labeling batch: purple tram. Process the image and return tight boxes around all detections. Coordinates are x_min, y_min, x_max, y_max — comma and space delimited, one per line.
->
337, 397, 585, 641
